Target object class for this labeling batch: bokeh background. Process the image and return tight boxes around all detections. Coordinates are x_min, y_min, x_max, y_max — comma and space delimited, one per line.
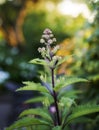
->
0, 0, 99, 129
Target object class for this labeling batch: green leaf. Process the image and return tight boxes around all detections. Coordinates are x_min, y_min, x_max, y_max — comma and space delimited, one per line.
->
43, 97, 51, 107
66, 104, 99, 125
6, 117, 52, 130
19, 108, 53, 123
58, 90, 82, 100
52, 126, 62, 130
25, 93, 54, 105
30, 58, 47, 66
42, 92, 54, 104
88, 74, 99, 81
59, 97, 75, 108
70, 117, 93, 123
54, 76, 88, 91
25, 96, 46, 104
16, 81, 49, 93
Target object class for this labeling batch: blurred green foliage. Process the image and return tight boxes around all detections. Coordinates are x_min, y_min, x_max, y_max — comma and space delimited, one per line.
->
72, 0, 99, 100
0, 0, 85, 88
71, 1, 99, 129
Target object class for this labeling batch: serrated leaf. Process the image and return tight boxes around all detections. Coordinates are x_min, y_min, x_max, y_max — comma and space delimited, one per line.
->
16, 81, 49, 93
66, 104, 99, 125
25, 93, 54, 105
54, 77, 88, 91
41, 93, 54, 104
30, 58, 47, 66
52, 126, 62, 130
6, 117, 52, 130
19, 108, 53, 123
43, 97, 52, 107
25, 97, 45, 104
58, 90, 82, 100
70, 117, 93, 123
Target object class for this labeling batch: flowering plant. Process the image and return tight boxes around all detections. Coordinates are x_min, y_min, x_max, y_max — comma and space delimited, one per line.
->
7, 29, 99, 130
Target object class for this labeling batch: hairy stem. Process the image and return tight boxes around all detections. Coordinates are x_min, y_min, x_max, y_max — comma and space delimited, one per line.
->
51, 69, 61, 126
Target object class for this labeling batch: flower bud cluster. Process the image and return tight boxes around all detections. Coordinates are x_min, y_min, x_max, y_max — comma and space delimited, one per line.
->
38, 28, 61, 69
38, 47, 46, 57
40, 28, 56, 45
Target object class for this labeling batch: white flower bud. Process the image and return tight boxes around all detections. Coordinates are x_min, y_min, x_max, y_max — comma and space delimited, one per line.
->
50, 34, 54, 37
38, 47, 42, 52
52, 56, 57, 60
48, 39, 53, 44
40, 38, 45, 44
42, 34, 49, 39
43, 28, 52, 34
41, 47, 46, 52
38, 47, 46, 53
53, 38, 56, 42
58, 56, 62, 60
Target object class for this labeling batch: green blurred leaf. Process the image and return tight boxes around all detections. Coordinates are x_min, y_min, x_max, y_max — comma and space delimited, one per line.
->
59, 97, 75, 108
54, 77, 88, 91
6, 117, 51, 130
30, 58, 47, 66
66, 104, 99, 125
17, 81, 49, 93
42, 92, 54, 104
19, 108, 53, 123
58, 90, 82, 100
70, 117, 93, 123
88, 74, 99, 81
25, 96, 46, 104
52, 126, 62, 130
25, 93, 54, 105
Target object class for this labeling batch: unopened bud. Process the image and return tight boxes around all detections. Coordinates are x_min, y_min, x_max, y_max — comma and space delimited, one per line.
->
38, 47, 42, 52
48, 39, 53, 44
53, 38, 56, 42
50, 34, 54, 37
38, 47, 46, 53
42, 34, 49, 39
43, 28, 52, 34
50, 106, 56, 113
40, 38, 45, 44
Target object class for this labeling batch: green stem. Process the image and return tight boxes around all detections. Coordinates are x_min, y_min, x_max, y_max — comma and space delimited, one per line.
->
51, 68, 61, 126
